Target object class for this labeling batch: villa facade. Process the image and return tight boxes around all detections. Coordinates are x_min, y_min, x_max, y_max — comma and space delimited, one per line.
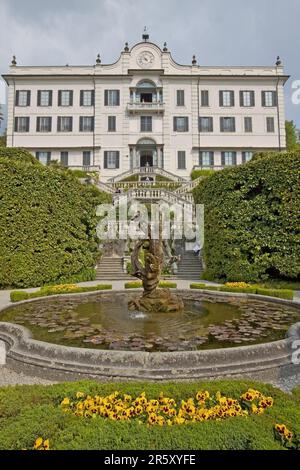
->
2, 32, 288, 181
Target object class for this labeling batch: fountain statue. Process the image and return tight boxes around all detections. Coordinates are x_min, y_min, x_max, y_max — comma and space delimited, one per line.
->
128, 220, 184, 313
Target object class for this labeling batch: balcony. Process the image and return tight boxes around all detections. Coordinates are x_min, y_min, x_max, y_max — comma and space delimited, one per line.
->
127, 101, 165, 114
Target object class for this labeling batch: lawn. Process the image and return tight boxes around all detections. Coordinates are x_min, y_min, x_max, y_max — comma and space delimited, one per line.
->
0, 380, 299, 450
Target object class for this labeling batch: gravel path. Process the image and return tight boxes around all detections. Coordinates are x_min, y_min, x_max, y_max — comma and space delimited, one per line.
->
0, 365, 299, 392
0, 366, 56, 386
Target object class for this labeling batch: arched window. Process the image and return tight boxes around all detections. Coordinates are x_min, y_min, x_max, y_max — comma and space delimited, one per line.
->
136, 80, 156, 89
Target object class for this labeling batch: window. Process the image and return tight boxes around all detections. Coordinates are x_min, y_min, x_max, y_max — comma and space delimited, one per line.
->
108, 116, 116, 132
173, 117, 189, 132
80, 90, 94, 106
60, 151, 68, 167
15, 90, 30, 106
219, 90, 234, 107
266, 117, 275, 133
262, 91, 277, 107
79, 116, 94, 132
201, 90, 209, 107
199, 151, 214, 167
37, 90, 52, 107
199, 117, 213, 132
244, 117, 253, 133
242, 151, 253, 163
176, 90, 185, 106
220, 117, 236, 132
36, 117, 52, 132
58, 90, 73, 106
83, 151, 91, 166
36, 151, 51, 165
240, 91, 255, 107
104, 151, 120, 169
177, 151, 186, 169
104, 90, 120, 106
14, 117, 30, 132
57, 116, 73, 132
221, 151, 237, 166
141, 116, 152, 132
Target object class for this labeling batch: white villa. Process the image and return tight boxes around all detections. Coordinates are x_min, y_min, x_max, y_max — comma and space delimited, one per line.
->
2, 31, 289, 181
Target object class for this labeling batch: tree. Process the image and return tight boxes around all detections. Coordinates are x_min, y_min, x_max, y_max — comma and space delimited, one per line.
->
285, 120, 298, 150
0, 104, 6, 147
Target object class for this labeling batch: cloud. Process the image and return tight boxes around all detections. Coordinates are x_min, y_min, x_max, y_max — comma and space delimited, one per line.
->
0, 0, 299, 124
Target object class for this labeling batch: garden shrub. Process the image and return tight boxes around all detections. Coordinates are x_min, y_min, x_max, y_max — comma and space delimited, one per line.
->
10, 284, 112, 302
189, 284, 294, 299
193, 152, 300, 282
9, 291, 30, 302
125, 281, 177, 289
0, 148, 110, 288
191, 169, 215, 180
256, 288, 293, 300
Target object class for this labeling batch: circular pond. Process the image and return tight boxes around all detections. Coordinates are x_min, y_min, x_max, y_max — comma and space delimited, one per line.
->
1, 292, 300, 352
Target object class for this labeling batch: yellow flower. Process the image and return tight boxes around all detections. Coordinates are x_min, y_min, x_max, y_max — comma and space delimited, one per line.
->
61, 397, 70, 407
76, 392, 85, 399
34, 438, 43, 450
43, 439, 50, 450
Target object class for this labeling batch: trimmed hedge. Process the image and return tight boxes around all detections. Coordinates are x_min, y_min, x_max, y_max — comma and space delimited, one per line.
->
0, 380, 299, 450
191, 169, 215, 180
124, 281, 177, 289
193, 152, 300, 282
189, 283, 293, 300
10, 284, 112, 302
0, 148, 110, 288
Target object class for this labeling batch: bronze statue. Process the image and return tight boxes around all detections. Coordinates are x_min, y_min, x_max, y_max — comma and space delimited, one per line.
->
128, 220, 184, 313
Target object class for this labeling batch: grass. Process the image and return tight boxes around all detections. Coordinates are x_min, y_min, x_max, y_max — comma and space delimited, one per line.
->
0, 379, 299, 450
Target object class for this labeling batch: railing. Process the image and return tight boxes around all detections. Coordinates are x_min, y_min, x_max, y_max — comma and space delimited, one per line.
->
174, 176, 205, 194
68, 165, 100, 172
97, 181, 115, 194
109, 181, 181, 190
113, 188, 194, 212
108, 166, 187, 183
127, 101, 165, 112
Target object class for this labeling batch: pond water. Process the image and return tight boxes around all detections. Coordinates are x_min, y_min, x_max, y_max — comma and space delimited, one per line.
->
1, 292, 299, 352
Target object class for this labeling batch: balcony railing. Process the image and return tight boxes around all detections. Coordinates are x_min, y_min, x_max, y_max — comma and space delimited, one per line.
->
127, 101, 165, 113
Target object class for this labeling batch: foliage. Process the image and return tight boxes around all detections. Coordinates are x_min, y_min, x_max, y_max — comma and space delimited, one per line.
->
189, 283, 293, 299
193, 152, 300, 282
285, 120, 298, 151
10, 283, 112, 302
0, 148, 110, 288
191, 169, 215, 180
0, 380, 299, 450
70, 169, 89, 178
124, 281, 177, 289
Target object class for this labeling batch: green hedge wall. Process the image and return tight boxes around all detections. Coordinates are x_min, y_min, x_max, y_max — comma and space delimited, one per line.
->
0, 148, 110, 288
193, 151, 300, 282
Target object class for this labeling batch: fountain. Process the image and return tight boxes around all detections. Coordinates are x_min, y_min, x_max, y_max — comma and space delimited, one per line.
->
128, 221, 184, 313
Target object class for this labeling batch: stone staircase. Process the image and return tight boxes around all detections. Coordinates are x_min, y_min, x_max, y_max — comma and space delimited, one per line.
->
95, 257, 132, 281
176, 251, 203, 281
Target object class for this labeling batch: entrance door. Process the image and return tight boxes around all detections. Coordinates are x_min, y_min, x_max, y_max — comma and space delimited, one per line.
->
140, 154, 153, 167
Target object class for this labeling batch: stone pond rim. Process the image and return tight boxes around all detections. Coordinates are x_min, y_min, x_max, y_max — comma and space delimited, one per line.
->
0, 289, 299, 382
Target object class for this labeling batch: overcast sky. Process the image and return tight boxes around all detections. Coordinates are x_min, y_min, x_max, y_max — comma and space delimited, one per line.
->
0, 0, 299, 125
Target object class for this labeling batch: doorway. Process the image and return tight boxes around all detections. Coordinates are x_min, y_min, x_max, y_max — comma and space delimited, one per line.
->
140, 93, 152, 103
140, 153, 153, 167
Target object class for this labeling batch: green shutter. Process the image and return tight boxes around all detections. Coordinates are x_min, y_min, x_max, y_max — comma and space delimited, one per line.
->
36, 117, 40, 132
15, 91, 19, 106
210, 152, 214, 166
115, 152, 120, 169
262, 91, 266, 107
230, 91, 235, 106
220, 118, 224, 132
104, 151, 108, 168
221, 152, 225, 166
27, 91, 31, 106
80, 91, 83, 106
37, 91, 41, 106
250, 91, 255, 106
79, 116, 83, 132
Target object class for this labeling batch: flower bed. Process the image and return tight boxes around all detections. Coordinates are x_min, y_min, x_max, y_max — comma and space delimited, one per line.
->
190, 283, 293, 300
10, 284, 112, 302
0, 380, 299, 450
124, 281, 177, 289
